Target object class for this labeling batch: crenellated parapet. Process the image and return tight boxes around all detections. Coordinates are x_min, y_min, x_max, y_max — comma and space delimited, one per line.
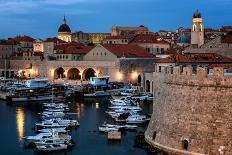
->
153, 66, 232, 88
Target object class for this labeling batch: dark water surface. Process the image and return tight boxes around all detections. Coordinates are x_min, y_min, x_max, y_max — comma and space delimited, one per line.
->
0, 97, 152, 155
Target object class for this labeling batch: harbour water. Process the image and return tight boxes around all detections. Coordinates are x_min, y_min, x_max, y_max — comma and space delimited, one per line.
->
0, 97, 152, 155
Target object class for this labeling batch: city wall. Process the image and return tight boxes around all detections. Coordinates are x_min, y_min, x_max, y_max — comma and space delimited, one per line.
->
145, 66, 232, 155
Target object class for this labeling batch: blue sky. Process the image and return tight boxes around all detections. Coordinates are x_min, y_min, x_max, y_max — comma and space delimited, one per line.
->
0, 0, 231, 39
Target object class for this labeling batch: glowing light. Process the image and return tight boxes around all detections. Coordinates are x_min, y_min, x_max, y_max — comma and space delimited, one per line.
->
192, 18, 202, 22
117, 72, 123, 81
131, 71, 138, 81
95, 71, 99, 77
16, 107, 25, 141
96, 102, 99, 109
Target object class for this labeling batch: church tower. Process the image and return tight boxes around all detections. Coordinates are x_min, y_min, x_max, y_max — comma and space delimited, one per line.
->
191, 10, 204, 48
58, 16, 72, 42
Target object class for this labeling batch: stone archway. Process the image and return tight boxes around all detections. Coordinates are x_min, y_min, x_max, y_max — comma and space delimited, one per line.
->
67, 68, 81, 80
83, 68, 96, 80
54, 67, 65, 79
146, 80, 150, 92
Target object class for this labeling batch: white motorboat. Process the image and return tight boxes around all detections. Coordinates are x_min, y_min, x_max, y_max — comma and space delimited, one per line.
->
36, 144, 68, 152
110, 97, 131, 106
126, 115, 149, 124
38, 128, 67, 133
35, 121, 67, 130
24, 133, 53, 146
120, 89, 139, 96
44, 108, 66, 112
45, 118, 80, 127
41, 111, 65, 118
43, 103, 69, 109
24, 130, 71, 147
109, 106, 142, 113
98, 126, 118, 133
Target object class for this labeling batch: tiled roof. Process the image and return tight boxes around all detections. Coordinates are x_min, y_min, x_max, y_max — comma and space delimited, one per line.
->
101, 44, 153, 58
104, 35, 131, 40
159, 49, 177, 55
10, 35, 35, 42
204, 28, 220, 32
207, 64, 232, 69
221, 32, 232, 44
157, 53, 232, 63
45, 37, 66, 43
130, 34, 169, 44
55, 43, 94, 54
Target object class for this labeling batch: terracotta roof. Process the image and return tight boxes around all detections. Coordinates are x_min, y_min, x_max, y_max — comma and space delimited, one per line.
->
221, 32, 232, 44
158, 49, 177, 55
10, 35, 35, 42
55, 43, 94, 54
45, 37, 66, 43
104, 35, 131, 40
130, 34, 169, 44
207, 64, 232, 69
157, 53, 232, 63
87, 33, 111, 36
204, 28, 220, 32
101, 44, 153, 58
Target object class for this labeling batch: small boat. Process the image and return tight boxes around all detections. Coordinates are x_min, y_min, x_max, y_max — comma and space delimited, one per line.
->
126, 115, 149, 124
36, 144, 68, 152
35, 121, 67, 130
98, 126, 118, 133
41, 111, 65, 118
38, 128, 67, 133
84, 91, 111, 98
24, 130, 71, 147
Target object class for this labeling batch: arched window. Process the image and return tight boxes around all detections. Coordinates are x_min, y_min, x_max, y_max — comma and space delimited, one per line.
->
182, 140, 189, 150
192, 24, 197, 31
199, 24, 203, 32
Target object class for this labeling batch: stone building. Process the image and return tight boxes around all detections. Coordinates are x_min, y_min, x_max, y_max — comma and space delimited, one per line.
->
145, 66, 232, 155
185, 32, 232, 58
9, 44, 156, 84
112, 25, 149, 36
0, 40, 19, 77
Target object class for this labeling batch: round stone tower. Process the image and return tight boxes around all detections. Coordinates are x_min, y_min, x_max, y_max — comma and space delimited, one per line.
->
145, 66, 232, 155
191, 10, 204, 48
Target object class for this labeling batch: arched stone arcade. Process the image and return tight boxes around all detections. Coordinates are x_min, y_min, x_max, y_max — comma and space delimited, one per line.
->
54, 67, 65, 79
83, 68, 96, 80
67, 68, 81, 80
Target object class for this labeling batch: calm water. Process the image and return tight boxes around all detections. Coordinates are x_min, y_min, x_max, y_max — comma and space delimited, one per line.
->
0, 97, 152, 155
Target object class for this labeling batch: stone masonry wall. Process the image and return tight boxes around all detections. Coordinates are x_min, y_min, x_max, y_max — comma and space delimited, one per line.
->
145, 66, 232, 155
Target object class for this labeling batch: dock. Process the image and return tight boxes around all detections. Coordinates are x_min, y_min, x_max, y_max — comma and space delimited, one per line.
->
108, 131, 121, 141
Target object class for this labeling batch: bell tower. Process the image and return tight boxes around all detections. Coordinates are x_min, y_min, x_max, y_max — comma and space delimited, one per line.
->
191, 10, 204, 48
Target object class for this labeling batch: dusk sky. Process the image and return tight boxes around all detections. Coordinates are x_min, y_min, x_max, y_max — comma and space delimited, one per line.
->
0, 0, 231, 39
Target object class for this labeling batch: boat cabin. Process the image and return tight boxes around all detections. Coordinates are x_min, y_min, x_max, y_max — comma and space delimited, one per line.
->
90, 76, 110, 86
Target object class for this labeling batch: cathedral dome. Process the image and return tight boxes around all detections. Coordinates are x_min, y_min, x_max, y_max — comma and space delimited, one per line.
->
58, 16, 71, 33
193, 10, 202, 18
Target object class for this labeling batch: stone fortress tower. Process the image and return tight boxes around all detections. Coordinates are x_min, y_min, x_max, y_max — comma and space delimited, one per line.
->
145, 66, 232, 154
58, 16, 72, 42
191, 10, 204, 48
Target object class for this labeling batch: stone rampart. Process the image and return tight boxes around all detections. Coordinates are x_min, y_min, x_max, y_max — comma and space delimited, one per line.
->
145, 66, 232, 155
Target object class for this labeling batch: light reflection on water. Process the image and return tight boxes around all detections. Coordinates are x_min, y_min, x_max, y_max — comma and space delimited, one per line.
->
16, 107, 25, 141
